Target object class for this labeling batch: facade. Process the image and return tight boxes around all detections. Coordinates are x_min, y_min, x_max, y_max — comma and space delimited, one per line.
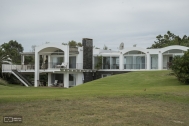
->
2, 38, 189, 87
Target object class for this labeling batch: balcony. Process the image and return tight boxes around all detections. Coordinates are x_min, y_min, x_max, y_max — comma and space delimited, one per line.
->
2, 64, 35, 72
124, 64, 146, 69
2, 62, 84, 73
93, 64, 119, 70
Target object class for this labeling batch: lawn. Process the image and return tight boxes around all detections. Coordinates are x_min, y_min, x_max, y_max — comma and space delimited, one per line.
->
0, 71, 189, 126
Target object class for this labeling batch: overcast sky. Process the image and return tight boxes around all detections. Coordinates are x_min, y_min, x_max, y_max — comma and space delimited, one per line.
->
0, 0, 189, 51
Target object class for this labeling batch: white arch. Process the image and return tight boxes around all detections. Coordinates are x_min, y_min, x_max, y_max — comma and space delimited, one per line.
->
161, 45, 189, 53
121, 47, 147, 55
36, 43, 68, 53
34, 43, 69, 87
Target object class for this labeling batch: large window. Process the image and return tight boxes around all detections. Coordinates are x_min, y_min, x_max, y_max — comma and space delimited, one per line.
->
124, 50, 146, 69
110, 57, 119, 69
94, 56, 119, 69
103, 57, 110, 69
51, 56, 64, 68
151, 54, 158, 69
69, 56, 76, 68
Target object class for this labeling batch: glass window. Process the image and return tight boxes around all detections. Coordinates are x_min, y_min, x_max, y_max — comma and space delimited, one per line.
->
103, 57, 110, 69
111, 57, 119, 69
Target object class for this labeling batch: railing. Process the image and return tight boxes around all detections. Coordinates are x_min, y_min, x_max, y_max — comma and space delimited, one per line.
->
69, 63, 83, 69
2, 64, 35, 71
40, 62, 83, 70
123, 64, 146, 69
110, 64, 119, 69
2, 63, 84, 71
93, 64, 119, 69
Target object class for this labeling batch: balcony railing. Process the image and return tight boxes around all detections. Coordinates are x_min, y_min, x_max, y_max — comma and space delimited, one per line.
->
40, 62, 83, 69
2, 62, 84, 72
93, 64, 119, 69
69, 63, 83, 69
2, 64, 35, 71
124, 64, 146, 69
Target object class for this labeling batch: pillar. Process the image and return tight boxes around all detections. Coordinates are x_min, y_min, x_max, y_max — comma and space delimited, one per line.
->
22, 55, 25, 65
34, 53, 39, 87
76, 73, 83, 86
48, 55, 51, 69
119, 53, 123, 70
82, 38, 93, 83
64, 73, 69, 88
158, 53, 162, 70
48, 73, 52, 86
64, 45, 69, 69
147, 53, 150, 70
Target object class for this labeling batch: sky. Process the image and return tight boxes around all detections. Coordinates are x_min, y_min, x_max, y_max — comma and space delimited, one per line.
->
0, 0, 189, 52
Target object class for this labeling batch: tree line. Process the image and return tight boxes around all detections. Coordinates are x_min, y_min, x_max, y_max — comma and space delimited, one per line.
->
148, 31, 189, 48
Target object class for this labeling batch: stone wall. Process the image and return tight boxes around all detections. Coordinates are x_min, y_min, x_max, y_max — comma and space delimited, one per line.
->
82, 38, 93, 83
94, 71, 131, 80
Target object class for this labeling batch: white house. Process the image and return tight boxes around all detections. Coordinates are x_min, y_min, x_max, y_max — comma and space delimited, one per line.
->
2, 38, 189, 87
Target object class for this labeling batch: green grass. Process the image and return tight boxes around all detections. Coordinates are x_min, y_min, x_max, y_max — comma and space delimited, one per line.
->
0, 71, 188, 102
0, 71, 189, 126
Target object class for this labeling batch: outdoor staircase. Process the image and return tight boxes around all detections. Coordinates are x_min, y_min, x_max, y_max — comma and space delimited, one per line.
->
12, 70, 33, 87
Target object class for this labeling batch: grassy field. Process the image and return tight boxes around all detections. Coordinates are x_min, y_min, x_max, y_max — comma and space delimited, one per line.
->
0, 71, 189, 126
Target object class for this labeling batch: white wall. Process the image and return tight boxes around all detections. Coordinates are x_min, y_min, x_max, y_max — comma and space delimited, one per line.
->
76, 47, 83, 69
76, 72, 83, 86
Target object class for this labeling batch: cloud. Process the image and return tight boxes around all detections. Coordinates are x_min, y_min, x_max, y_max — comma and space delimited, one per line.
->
0, 0, 189, 51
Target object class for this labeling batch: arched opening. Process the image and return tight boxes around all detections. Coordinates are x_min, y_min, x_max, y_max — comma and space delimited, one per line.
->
39, 47, 65, 69
123, 50, 146, 69
162, 49, 185, 69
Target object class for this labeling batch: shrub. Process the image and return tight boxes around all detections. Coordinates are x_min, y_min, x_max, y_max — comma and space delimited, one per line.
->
0, 78, 8, 85
171, 50, 189, 84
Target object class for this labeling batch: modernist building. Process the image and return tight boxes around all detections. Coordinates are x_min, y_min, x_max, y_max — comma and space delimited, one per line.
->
2, 38, 189, 87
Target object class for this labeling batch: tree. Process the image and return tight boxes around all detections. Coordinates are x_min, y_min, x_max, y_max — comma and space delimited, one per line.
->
68, 40, 77, 47
1, 40, 23, 64
77, 42, 82, 47
25, 56, 34, 65
62, 43, 67, 45
148, 31, 189, 49
171, 51, 189, 84
103, 45, 108, 50
68, 40, 82, 47
24, 45, 35, 65
95, 55, 102, 70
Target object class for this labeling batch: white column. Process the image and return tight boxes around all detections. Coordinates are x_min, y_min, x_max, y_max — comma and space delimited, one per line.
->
92, 56, 94, 69
22, 55, 25, 65
110, 56, 112, 69
76, 73, 83, 86
102, 57, 103, 69
64, 72, 69, 88
64, 45, 69, 69
43, 55, 46, 62
147, 53, 150, 70
145, 55, 147, 69
158, 53, 162, 70
34, 53, 39, 87
48, 55, 51, 69
48, 73, 51, 86
119, 53, 123, 70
